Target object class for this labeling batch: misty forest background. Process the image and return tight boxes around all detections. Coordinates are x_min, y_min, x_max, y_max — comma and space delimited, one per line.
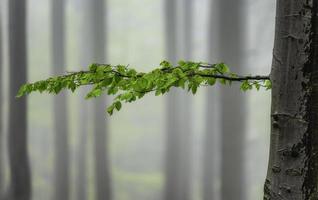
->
0, 0, 275, 199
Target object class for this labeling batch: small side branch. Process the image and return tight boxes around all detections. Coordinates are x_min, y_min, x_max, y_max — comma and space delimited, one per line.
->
17, 60, 271, 115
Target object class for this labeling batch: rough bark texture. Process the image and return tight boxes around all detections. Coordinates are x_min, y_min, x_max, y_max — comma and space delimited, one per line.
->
8, 0, 31, 199
51, 0, 70, 199
91, 0, 112, 199
264, 0, 318, 199
218, 0, 246, 199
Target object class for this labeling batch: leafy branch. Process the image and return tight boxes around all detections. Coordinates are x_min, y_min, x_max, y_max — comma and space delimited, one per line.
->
17, 60, 271, 115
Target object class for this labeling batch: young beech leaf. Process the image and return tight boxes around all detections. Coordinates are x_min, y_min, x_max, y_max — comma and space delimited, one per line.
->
89, 63, 99, 72
265, 80, 272, 90
207, 78, 216, 86
114, 101, 122, 111
107, 105, 114, 115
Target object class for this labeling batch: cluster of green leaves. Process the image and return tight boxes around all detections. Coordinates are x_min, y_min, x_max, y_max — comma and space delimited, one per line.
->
17, 60, 271, 115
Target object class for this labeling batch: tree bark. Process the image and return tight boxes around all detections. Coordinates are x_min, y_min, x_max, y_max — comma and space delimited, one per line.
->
264, 0, 318, 199
91, 0, 112, 199
51, 0, 70, 199
217, 0, 246, 199
8, 0, 31, 199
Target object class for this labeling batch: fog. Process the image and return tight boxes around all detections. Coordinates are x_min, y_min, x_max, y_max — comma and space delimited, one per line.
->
0, 0, 275, 199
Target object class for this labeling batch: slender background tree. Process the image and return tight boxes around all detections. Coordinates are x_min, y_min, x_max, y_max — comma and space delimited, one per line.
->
90, 0, 112, 199
51, 0, 70, 199
0, 1, 3, 192
202, 0, 221, 199
7, 0, 31, 199
164, 0, 179, 199
178, 0, 193, 199
76, 1, 91, 199
218, 0, 246, 199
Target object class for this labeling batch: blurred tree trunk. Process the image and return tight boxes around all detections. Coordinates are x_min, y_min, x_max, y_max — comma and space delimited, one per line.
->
0, 4, 3, 192
164, 0, 193, 199
164, 0, 180, 199
76, 1, 90, 199
178, 0, 193, 199
7, 0, 31, 199
202, 1, 221, 199
76, 116, 88, 200
76, 0, 112, 199
90, 0, 112, 199
264, 1, 318, 199
218, 0, 246, 199
51, 0, 70, 199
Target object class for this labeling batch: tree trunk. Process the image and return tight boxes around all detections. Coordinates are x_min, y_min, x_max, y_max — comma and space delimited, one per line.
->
164, 0, 181, 199
264, 0, 318, 199
76, 115, 88, 200
51, 0, 70, 199
0, 4, 3, 192
218, 0, 247, 199
76, 1, 90, 199
177, 0, 193, 199
7, 0, 31, 199
91, 0, 112, 199
203, 1, 221, 199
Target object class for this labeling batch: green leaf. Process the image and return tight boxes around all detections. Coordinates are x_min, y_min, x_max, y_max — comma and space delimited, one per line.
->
264, 80, 272, 90
107, 105, 114, 115
114, 101, 122, 111
207, 78, 216, 86
16, 84, 28, 97
89, 63, 99, 72
216, 63, 229, 73
219, 78, 227, 85
191, 85, 198, 94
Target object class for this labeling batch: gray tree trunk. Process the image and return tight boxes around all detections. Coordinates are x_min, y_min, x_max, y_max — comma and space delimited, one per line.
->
178, 0, 193, 199
202, 1, 221, 199
218, 0, 246, 199
90, 0, 112, 199
7, 0, 31, 199
51, 0, 70, 199
264, 1, 318, 199
0, 3, 3, 192
164, 0, 180, 199
164, 0, 193, 199
76, 108, 88, 200
76, 1, 90, 199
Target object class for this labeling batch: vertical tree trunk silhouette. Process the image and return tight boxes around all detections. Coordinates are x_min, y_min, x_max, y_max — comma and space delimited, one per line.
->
178, 0, 193, 199
76, 109, 88, 200
90, 0, 112, 199
76, 1, 90, 199
164, 0, 180, 199
164, 0, 193, 199
7, 0, 31, 199
51, 0, 70, 199
264, 1, 318, 199
202, 1, 221, 199
0, 5, 3, 192
218, 0, 246, 199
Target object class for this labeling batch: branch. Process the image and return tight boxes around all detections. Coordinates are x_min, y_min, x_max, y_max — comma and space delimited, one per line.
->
17, 60, 271, 115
